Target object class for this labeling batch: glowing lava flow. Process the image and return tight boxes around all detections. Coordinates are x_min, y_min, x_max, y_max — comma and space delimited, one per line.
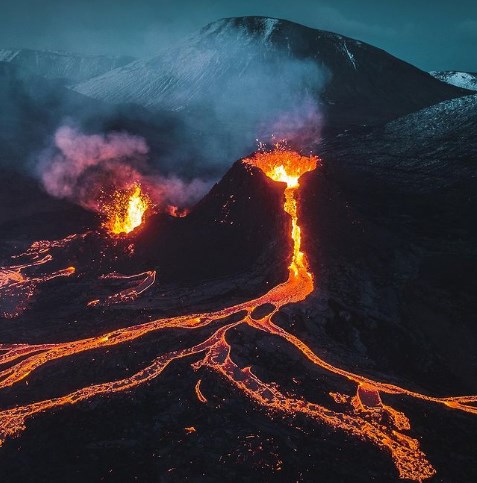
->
87, 271, 156, 307
0, 240, 77, 319
0, 150, 476, 481
104, 183, 150, 235
166, 205, 190, 218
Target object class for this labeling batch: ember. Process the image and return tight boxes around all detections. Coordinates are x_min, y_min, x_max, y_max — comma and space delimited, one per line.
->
166, 205, 190, 218
103, 183, 151, 235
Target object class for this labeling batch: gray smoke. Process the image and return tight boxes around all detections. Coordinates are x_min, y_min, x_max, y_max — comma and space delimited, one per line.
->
1, 18, 328, 211
37, 125, 212, 213
71, 19, 329, 176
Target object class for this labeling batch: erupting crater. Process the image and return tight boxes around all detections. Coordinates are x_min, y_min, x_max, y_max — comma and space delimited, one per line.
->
102, 183, 151, 235
0, 149, 476, 482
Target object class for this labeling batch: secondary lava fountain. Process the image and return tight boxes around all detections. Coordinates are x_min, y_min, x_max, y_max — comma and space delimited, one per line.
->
103, 183, 151, 235
0, 149, 476, 481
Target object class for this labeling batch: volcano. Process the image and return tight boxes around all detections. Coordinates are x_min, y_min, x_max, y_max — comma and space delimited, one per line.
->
1, 143, 477, 482
0, 14, 476, 483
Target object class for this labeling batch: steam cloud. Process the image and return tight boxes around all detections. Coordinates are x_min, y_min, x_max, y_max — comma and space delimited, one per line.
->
38, 125, 211, 213
148, 33, 328, 170
71, 19, 329, 176
5, 18, 329, 206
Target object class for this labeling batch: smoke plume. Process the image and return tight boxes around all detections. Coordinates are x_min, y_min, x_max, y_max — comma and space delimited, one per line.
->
38, 125, 211, 213
72, 18, 329, 176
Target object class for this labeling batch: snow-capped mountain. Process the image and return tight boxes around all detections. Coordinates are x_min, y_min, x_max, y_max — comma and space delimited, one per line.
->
0, 48, 134, 84
73, 17, 467, 132
430, 71, 477, 91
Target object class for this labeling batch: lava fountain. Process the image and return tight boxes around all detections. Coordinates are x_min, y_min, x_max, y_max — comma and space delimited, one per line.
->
103, 183, 151, 235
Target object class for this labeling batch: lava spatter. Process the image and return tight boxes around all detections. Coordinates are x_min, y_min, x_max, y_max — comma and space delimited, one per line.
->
0, 149, 476, 481
103, 183, 151, 235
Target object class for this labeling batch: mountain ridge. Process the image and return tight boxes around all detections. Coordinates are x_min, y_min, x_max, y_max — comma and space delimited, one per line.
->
0, 48, 134, 84
73, 16, 469, 132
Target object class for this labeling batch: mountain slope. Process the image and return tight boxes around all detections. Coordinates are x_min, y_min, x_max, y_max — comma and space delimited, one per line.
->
0, 48, 133, 84
430, 71, 477, 91
319, 93, 477, 196
301, 91, 477, 404
73, 16, 468, 132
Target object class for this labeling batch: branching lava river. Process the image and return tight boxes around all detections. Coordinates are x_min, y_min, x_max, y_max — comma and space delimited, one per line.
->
0, 149, 476, 481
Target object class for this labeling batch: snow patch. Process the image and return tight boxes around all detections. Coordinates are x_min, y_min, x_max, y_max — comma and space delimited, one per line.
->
262, 18, 279, 40
430, 71, 477, 91
342, 41, 357, 70
386, 93, 477, 138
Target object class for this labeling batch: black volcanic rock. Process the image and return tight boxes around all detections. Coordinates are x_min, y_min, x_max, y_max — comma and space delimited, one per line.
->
298, 93, 477, 397
0, 131, 476, 481
0, 169, 96, 241
131, 159, 291, 286
317, 93, 477, 219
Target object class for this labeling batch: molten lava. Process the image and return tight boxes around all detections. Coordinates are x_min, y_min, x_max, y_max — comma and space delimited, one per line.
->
104, 183, 150, 235
244, 150, 317, 278
246, 149, 318, 188
166, 205, 190, 218
0, 149, 476, 482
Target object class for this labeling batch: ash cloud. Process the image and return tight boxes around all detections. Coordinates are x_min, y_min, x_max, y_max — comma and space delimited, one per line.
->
38, 125, 211, 213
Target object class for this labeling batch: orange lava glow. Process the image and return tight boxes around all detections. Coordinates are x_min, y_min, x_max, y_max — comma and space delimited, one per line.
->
166, 205, 190, 218
0, 236, 78, 318
195, 379, 208, 404
244, 150, 317, 278
87, 271, 156, 307
245, 149, 318, 188
103, 183, 150, 235
0, 149, 476, 481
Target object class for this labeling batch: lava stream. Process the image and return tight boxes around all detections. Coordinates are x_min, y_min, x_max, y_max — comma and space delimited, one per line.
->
0, 149, 476, 481
0, 252, 75, 318
87, 270, 156, 307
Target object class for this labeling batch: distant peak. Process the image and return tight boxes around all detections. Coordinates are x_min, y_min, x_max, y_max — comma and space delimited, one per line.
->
201, 16, 367, 47
201, 16, 289, 39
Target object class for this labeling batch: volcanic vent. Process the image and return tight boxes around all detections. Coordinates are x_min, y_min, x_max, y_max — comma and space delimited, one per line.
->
102, 183, 151, 235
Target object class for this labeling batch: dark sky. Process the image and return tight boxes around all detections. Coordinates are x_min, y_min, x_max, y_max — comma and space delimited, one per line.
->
1, 0, 476, 71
